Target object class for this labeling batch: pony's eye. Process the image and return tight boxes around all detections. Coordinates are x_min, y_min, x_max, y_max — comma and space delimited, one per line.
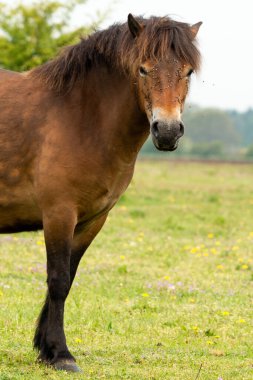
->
187, 69, 194, 77
139, 66, 148, 77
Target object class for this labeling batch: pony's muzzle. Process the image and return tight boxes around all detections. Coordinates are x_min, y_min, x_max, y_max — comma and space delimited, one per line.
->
151, 120, 184, 151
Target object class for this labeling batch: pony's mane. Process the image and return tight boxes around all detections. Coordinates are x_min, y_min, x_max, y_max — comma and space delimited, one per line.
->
31, 16, 201, 93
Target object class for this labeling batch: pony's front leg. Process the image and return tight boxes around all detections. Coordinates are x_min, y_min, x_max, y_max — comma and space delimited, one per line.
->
34, 214, 108, 370
36, 208, 80, 372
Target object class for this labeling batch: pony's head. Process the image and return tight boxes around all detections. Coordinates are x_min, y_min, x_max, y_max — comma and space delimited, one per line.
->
31, 14, 201, 153
127, 14, 202, 151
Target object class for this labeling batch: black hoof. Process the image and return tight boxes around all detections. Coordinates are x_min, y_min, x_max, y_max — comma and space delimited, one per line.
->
53, 359, 82, 373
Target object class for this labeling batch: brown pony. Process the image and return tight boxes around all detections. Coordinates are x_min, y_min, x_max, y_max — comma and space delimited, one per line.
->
0, 14, 201, 372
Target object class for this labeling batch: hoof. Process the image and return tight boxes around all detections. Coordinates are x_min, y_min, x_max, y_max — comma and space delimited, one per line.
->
53, 359, 82, 373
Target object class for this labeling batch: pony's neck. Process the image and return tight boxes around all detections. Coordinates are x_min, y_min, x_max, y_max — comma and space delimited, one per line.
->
73, 64, 150, 162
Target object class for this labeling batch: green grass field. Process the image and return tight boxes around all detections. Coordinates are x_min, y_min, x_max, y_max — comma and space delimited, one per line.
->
0, 160, 253, 380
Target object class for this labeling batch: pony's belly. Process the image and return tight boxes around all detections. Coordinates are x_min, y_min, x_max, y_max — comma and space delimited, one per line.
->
0, 219, 43, 233
0, 190, 42, 233
0, 205, 43, 233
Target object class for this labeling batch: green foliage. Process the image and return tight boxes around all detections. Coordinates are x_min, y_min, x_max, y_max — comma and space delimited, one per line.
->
229, 109, 253, 147
245, 144, 253, 158
0, 161, 253, 379
0, 0, 103, 71
190, 140, 224, 157
183, 107, 240, 147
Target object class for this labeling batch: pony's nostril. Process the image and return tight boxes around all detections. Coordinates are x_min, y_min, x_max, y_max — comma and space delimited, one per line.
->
152, 121, 159, 138
179, 122, 184, 136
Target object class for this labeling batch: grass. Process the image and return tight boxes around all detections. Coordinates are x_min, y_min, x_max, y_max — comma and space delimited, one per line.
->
0, 160, 253, 379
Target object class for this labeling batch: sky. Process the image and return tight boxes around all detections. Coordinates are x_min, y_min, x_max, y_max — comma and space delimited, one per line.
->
71, 0, 253, 112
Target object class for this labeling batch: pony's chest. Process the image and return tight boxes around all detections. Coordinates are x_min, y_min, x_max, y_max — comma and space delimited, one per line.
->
78, 164, 134, 218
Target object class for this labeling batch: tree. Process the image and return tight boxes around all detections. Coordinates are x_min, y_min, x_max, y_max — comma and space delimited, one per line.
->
0, 0, 104, 71
183, 108, 241, 153
190, 141, 224, 158
245, 144, 253, 159
229, 108, 253, 147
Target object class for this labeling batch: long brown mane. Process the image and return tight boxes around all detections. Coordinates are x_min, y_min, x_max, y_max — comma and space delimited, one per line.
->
31, 16, 201, 93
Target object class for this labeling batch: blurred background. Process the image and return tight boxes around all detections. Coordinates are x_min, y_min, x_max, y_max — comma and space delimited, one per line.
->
1, 0, 252, 161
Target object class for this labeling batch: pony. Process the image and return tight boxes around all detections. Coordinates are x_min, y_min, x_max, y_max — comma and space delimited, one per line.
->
0, 14, 201, 372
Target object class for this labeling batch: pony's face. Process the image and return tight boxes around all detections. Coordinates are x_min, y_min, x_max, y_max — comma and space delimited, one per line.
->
128, 14, 201, 151
136, 58, 193, 151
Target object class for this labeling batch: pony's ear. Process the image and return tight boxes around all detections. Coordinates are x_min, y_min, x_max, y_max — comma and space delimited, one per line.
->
190, 22, 202, 39
128, 14, 144, 38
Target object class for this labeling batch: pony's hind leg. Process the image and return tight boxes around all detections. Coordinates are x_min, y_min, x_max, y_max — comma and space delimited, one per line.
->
33, 293, 49, 355
34, 207, 80, 372
70, 214, 108, 285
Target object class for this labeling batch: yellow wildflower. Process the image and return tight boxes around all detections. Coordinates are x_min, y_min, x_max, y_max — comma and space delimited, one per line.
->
236, 319, 246, 324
